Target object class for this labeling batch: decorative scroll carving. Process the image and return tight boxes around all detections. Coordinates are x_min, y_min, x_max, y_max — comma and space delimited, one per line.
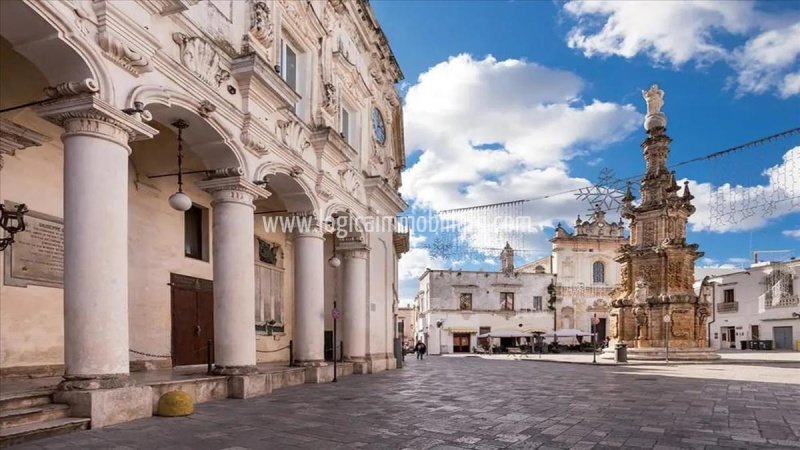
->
44, 79, 99, 99
322, 82, 337, 114
241, 116, 267, 156
276, 120, 310, 155
315, 171, 333, 202
172, 33, 231, 87
98, 34, 153, 75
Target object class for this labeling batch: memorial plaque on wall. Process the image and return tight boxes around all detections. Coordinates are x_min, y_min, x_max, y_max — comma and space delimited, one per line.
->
4, 202, 64, 288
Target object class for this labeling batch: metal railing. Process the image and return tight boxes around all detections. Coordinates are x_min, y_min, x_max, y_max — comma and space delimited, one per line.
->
764, 295, 800, 309
717, 301, 739, 313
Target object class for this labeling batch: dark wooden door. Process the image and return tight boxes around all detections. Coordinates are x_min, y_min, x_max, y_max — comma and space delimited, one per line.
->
170, 274, 214, 366
453, 333, 471, 353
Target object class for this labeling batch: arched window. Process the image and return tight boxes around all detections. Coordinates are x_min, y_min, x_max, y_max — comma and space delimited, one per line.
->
592, 261, 605, 283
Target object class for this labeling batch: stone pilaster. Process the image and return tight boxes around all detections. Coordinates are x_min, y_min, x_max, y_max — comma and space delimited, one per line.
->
34, 95, 156, 389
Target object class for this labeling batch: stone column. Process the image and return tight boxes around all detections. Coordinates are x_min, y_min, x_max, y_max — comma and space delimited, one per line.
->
293, 223, 326, 365
341, 244, 369, 362
35, 96, 155, 389
197, 177, 269, 375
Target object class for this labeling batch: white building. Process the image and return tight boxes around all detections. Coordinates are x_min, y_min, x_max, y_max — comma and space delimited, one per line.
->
0, 0, 408, 429
415, 244, 554, 355
701, 260, 799, 351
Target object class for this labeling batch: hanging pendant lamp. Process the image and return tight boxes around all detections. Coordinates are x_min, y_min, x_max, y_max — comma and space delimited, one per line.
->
168, 119, 192, 211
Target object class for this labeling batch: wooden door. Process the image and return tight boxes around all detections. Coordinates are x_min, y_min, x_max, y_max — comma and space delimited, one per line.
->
170, 274, 214, 366
453, 333, 470, 353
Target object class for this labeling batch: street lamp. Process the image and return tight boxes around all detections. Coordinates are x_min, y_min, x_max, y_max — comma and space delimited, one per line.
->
547, 279, 558, 351
436, 319, 444, 355
329, 236, 341, 382
168, 120, 192, 211
0, 203, 28, 251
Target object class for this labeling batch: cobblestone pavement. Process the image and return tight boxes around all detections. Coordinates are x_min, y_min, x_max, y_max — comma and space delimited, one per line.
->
20, 357, 800, 450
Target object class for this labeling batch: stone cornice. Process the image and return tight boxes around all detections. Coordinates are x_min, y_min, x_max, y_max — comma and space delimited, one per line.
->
339, 242, 370, 259
34, 95, 157, 146
232, 52, 301, 113
364, 175, 406, 214
310, 126, 357, 166
0, 119, 51, 156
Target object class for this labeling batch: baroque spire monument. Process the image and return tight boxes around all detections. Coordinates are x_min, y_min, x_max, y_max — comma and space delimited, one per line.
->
608, 84, 720, 360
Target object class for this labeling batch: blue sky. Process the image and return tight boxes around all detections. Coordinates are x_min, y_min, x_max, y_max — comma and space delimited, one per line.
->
370, 1, 800, 303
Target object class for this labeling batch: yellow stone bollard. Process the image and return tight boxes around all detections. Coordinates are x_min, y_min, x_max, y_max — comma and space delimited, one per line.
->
157, 391, 194, 417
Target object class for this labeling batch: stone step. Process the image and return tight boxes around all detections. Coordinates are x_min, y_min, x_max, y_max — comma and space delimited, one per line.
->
0, 403, 70, 428
0, 391, 53, 412
0, 417, 90, 448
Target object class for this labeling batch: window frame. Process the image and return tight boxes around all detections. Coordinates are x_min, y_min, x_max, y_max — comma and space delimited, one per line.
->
184, 204, 209, 261
281, 39, 298, 92
459, 293, 473, 311
723, 288, 735, 303
500, 292, 515, 311
592, 261, 605, 284
533, 295, 543, 311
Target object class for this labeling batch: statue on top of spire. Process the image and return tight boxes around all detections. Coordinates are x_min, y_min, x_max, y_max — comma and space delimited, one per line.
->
642, 84, 667, 132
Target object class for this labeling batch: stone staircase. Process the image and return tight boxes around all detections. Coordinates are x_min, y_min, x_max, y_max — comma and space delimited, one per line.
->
0, 390, 89, 448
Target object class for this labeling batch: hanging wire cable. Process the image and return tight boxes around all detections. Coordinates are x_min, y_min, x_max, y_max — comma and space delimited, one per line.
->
437, 127, 800, 214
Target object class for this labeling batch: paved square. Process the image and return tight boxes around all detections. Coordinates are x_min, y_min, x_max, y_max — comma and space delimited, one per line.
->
19, 357, 800, 449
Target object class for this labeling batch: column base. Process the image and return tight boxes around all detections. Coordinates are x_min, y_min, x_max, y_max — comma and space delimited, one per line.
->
58, 374, 131, 391
293, 360, 328, 367
212, 365, 259, 376
228, 373, 272, 399
54, 386, 152, 428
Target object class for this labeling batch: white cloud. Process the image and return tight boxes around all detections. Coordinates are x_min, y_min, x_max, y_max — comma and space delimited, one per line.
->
563, 1, 800, 97
401, 54, 640, 216
684, 146, 800, 232
783, 229, 800, 239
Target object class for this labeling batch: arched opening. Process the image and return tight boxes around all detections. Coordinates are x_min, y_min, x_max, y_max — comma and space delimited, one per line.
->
127, 106, 245, 367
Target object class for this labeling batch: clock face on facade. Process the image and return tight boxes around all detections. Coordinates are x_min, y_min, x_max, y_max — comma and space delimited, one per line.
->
371, 108, 386, 145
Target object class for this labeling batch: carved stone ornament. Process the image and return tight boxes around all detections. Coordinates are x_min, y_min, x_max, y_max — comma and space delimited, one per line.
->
172, 33, 231, 87
198, 100, 216, 118
289, 165, 304, 178
241, 115, 268, 156
44, 79, 100, 99
276, 120, 311, 155
0, 119, 52, 170
315, 171, 333, 202
250, 2, 274, 51
337, 166, 362, 198
322, 82, 337, 114
98, 34, 154, 76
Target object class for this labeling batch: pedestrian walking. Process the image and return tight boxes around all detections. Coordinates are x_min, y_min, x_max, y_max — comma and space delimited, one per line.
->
414, 341, 427, 360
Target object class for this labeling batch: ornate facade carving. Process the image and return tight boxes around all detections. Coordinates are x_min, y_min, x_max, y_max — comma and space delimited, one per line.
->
611, 85, 711, 354
337, 166, 361, 198
172, 33, 231, 87
98, 34, 153, 75
44, 79, 99, 99
276, 120, 311, 155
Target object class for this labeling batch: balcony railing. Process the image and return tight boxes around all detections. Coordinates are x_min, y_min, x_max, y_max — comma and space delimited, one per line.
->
717, 301, 739, 313
764, 295, 799, 309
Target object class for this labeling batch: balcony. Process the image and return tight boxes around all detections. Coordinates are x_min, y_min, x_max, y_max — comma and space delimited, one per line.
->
764, 295, 800, 309
717, 301, 739, 313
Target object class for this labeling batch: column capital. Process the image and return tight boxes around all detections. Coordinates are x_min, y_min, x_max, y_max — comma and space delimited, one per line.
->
35, 95, 156, 148
196, 176, 271, 207
339, 242, 370, 259
291, 213, 324, 238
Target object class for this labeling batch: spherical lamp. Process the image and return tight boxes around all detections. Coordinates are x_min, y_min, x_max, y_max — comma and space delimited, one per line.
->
328, 255, 341, 268
169, 191, 192, 211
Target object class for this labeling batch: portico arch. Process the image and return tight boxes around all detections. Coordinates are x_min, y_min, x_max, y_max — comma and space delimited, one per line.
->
0, 1, 114, 102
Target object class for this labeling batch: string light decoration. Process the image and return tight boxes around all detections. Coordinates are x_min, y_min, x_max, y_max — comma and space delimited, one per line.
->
419, 127, 799, 261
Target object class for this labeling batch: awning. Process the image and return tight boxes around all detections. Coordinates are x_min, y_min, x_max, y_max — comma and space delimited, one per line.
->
542, 328, 593, 338
446, 328, 477, 333
477, 330, 531, 338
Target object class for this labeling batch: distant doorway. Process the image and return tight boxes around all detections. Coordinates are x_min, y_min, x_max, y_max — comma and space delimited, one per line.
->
596, 318, 607, 346
170, 274, 214, 366
720, 326, 736, 349
773, 326, 793, 350
453, 333, 471, 353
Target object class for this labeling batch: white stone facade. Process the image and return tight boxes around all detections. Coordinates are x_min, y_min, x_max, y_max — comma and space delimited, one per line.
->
519, 208, 626, 341
414, 264, 554, 355
0, 0, 407, 383
701, 261, 799, 351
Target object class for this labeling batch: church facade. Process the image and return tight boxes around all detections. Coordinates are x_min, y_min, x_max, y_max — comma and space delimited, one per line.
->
0, 0, 407, 416
520, 206, 627, 343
